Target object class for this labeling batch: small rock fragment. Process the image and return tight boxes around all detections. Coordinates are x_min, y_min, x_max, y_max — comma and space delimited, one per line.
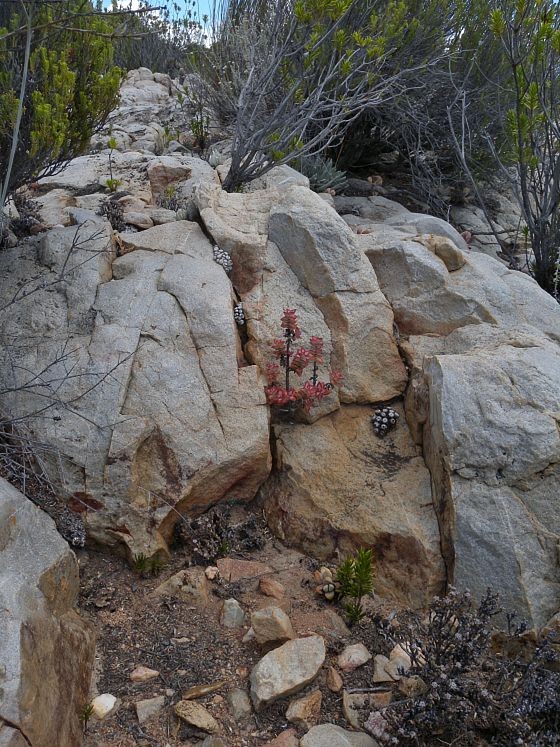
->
337, 643, 372, 672
326, 666, 344, 692
205, 566, 220, 580
372, 655, 393, 683
286, 689, 322, 729
201, 738, 227, 747
259, 577, 285, 599
250, 635, 326, 710
220, 598, 245, 628
383, 644, 411, 680
364, 711, 390, 743
91, 693, 117, 720
227, 687, 252, 721
136, 695, 165, 724
174, 700, 220, 733
342, 691, 392, 729
217, 558, 272, 583
251, 606, 295, 646
123, 211, 154, 230
301, 723, 379, 747
398, 675, 428, 698
263, 729, 299, 747
130, 665, 159, 683
183, 680, 227, 700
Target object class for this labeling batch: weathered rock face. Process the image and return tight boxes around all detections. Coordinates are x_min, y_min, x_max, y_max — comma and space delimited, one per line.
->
0, 477, 94, 747
353, 216, 560, 628
196, 182, 407, 405
417, 329, 560, 628
262, 405, 445, 607
0, 219, 271, 557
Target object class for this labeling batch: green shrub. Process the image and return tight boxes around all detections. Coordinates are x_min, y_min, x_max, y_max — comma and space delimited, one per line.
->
0, 0, 122, 201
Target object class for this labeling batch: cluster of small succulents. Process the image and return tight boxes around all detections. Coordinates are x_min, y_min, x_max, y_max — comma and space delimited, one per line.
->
213, 245, 233, 274
174, 503, 268, 564
372, 406, 399, 438
98, 198, 125, 232
233, 303, 245, 326
314, 566, 338, 601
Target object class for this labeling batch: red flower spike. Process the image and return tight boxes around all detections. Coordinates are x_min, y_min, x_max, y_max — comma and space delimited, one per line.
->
330, 370, 343, 387
309, 336, 324, 364
265, 310, 338, 414
280, 308, 298, 330
271, 339, 286, 358
290, 347, 312, 375
266, 363, 280, 384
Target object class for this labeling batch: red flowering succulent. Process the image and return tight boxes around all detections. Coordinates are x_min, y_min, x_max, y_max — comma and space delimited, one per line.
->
264, 308, 342, 413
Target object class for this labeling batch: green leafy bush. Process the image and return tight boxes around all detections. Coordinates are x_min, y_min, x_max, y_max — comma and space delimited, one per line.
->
0, 0, 122, 201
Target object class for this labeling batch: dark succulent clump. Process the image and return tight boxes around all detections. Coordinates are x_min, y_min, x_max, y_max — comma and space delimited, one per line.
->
173, 502, 268, 564
372, 406, 399, 438
368, 589, 560, 746
98, 198, 126, 232
10, 194, 41, 237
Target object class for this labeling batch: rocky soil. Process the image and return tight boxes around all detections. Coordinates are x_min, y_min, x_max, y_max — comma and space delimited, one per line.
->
78, 513, 396, 747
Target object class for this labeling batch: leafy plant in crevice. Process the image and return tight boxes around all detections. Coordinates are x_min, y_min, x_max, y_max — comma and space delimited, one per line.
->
103, 136, 122, 193
264, 308, 342, 414
336, 547, 374, 625
131, 552, 149, 575
157, 184, 185, 213
294, 154, 348, 193
79, 702, 94, 733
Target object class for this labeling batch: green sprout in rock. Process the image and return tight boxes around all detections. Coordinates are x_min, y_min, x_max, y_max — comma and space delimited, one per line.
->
132, 553, 149, 575
336, 548, 374, 625
80, 702, 94, 733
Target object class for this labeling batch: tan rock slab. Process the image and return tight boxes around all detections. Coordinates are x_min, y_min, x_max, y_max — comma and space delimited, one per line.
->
130, 666, 159, 683
251, 606, 295, 646
372, 655, 393, 683
301, 724, 380, 747
337, 643, 372, 672
326, 667, 343, 692
262, 405, 445, 608
263, 729, 300, 747
174, 700, 220, 733
136, 695, 165, 724
259, 577, 286, 599
217, 558, 273, 583
250, 635, 326, 710
286, 689, 322, 729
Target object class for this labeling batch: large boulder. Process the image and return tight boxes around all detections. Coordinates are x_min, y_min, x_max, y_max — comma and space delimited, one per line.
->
197, 183, 407, 404
0, 477, 95, 747
414, 328, 560, 628
360, 226, 560, 627
0, 219, 271, 557
262, 405, 445, 607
